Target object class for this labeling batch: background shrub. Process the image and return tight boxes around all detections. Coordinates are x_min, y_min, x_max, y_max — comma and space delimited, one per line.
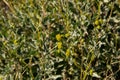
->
0, 0, 120, 80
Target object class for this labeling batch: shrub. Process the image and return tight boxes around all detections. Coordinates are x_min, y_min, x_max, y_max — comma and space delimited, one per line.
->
0, 0, 120, 80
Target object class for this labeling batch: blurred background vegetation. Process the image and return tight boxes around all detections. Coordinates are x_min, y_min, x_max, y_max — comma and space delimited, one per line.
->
0, 0, 120, 80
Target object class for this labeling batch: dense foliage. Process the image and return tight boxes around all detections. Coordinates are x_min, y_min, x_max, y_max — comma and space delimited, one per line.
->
0, 0, 120, 80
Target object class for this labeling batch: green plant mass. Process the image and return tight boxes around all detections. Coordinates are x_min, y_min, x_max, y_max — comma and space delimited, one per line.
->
0, 0, 120, 80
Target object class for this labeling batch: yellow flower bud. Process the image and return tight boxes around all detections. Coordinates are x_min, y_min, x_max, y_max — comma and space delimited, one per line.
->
14, 40, 17, 45
94, 20, 99, 25
89, 69, 93, 76
57, 42, 62, 49
96, 25, 101, 29
65, 33, 70, 38
56, 34, 61, 41
57, 49, 60, 53
99, 19, 103, 24
66, 49, 70, 58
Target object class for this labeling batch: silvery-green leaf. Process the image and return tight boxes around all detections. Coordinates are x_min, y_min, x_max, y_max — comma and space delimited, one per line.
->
92, 72, 101, 78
